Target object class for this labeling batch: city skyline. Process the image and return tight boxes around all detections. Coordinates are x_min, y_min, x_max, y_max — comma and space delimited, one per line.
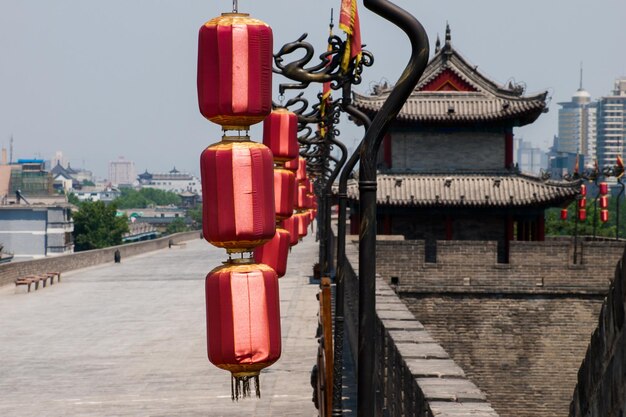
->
0, 0, 625, 178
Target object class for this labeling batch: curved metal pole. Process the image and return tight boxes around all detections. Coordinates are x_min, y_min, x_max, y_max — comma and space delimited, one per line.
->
331, 98, 371, 417
358, 1, 429, 415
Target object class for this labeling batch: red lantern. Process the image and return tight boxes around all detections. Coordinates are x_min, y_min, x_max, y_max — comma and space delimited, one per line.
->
284, 157, 299, 172
263, 108, 299, 163
296, 184, 309, 210
560, 209, 568, 220
578, 197, 586, 209
206, 261, 281, 398
600, 182, 609, 195
282, 217, 299, 246
296, 212, 309, 238
296, 157, 307, 183
254, 227, 291, 278
600, 209, 609, 223
197, 14, 273, 130
599, 195, 609, 209
201, 139, 276, 252
578, 208, 587, 221
273, 168, 296, 220
580, 184, 587, 197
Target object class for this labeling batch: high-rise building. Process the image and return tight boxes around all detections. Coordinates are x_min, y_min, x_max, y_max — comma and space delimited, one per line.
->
556, 71, 597, 168
515, 138, 547, 175
596, 78, 626, 170
108, 156, 136, 187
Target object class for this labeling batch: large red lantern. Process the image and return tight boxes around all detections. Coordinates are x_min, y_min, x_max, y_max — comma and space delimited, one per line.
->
263, 108, 299, 163
206, 261, 281, 398
254, 227, 291, 278
201, 139, 276, 252
273, 168, 296, 220
197, 14, 273, 130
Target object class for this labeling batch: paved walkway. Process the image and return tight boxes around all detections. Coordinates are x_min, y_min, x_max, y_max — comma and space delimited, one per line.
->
0, 236, 322, 417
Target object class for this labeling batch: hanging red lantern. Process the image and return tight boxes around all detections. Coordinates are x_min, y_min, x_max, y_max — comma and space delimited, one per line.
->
296, 184, 309, 210
578, 197, 586, 209
599, 195, 609, 209
273, 168, 296, 220
296, 157, 307, 183
578, 208, 587, 221
296, 212, 309, 238
560, 208, 568, 220
600, 209, 609, 223
206, 261, 281, 398
284, 157, 299, 172
201, 139, 276, 252
254, 227, 291, 278
282, 217, 299, 246
580, 184, 587, 197
263, 108, 299, 163
599, 182, 609, 195
197, 14, 273, 130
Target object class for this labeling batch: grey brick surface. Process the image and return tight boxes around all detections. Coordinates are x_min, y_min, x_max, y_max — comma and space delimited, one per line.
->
0, 237, 321, 417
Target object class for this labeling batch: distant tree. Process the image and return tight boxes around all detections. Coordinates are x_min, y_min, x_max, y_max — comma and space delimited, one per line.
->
545, 198, 621, 238
187, 204, 202, 230
165, 217, 189, 234
73, 201, 129, 251
67, 193, 81, 207
114, 188, 181, 209
81, 179, 96, 187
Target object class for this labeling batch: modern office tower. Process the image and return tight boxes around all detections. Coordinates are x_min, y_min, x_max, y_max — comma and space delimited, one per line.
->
556, 73, 597, 168
108, 156, 136, 187
596, 78, 626, 171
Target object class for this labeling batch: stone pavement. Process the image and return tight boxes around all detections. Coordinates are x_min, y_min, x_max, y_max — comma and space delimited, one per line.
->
0, 236, 325, 417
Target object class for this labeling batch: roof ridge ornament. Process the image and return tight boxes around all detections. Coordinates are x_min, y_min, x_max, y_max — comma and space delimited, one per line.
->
444, 22, 452, 55
435, 34, 441, 54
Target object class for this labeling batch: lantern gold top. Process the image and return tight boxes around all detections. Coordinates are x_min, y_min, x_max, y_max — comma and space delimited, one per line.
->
204, 13, 270, 28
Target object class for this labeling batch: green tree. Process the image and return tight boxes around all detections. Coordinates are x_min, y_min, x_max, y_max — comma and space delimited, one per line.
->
67, 192, 81, 207
187, 204, 202, 230
545, 196, 622, 238
114, 188, 181, 209
165, 217, 189, 234
73, 201, 129, 251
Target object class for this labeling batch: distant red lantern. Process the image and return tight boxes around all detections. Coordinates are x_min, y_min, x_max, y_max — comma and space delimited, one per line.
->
205, 261, 281, 399
578, 208, 587, 221
282, 217, 299, 246
600, 209, 609, 223
560, 209, 568, 220
284, 157, 299, 172
296, 184, 310, 210
263, 108, 299, 163
296, 212, 309, 238
599, 182, 609, 195
296, 157, 307, 183
578, 197, 586, 209
273, 168, 296, 220
201, 140, 276, 252
254, 227, 291, 278
197, 14, 273, 130
599, 195, 609, 209
580, 184, 587, 197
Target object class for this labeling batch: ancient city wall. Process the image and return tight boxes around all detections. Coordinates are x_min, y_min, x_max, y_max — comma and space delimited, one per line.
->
0, 231, 201, 288
342, 239, 500, 417
569, 250, 626, 417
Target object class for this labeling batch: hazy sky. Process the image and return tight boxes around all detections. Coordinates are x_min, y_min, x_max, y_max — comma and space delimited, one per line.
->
0, 0, 624, 179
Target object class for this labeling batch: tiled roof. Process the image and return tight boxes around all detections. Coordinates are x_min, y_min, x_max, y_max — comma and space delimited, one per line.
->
352, 31, 547, 126
345, 173, 579, 207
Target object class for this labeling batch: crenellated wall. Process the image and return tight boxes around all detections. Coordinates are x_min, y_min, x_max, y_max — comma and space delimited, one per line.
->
0, 231, 201, 288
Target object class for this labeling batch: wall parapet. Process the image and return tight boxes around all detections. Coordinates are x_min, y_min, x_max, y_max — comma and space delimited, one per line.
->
569, 247, 626, 417
342, 239, 499, 417
0, 231, 201, 288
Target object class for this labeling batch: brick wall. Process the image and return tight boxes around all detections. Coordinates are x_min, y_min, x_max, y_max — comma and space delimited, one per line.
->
375, 238, 624, 292
569, 250, 626, 417
0, 231, 201, 288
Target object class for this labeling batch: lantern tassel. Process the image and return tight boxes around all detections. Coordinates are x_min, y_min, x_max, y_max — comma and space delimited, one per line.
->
231, 375, 261, 401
